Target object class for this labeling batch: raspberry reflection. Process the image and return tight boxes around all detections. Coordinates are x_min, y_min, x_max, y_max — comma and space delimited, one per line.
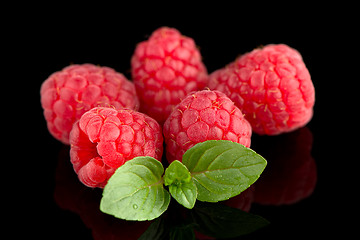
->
54, 146, 150, 240
54, 146, 258, 239
252, 127, 317, 205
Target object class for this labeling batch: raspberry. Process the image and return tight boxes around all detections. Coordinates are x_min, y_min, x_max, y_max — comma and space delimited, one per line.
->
69, 107, 163, 188
131, 27, 208, 124
40, 64, 139, 144
208, 44, 315, 135
163, 90, 251, 163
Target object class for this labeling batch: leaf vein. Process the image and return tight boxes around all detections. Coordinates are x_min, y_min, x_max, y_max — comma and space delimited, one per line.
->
111, 175, 163, 203
192, 177, 215, 194
191, 161, 264, 176
190, 145, 224, 171
131, 163, 161, 180
208, 147, 238, 169
203, 171, 247, 186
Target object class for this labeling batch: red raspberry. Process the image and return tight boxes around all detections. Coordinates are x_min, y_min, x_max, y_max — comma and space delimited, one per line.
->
208, 44, 315, 135
40, 64, 139, 144
163, 90, 251, 163
69, 107, 163, 188
131, 27, 208, 124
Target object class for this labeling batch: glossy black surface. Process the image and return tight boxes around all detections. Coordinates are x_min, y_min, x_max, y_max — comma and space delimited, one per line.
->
16, 9, 353, 239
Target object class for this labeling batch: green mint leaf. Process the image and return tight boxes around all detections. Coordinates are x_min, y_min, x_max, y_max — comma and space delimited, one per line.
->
192, 202, 269, 238
182, 140, 267, 202
100, 156, 170, 221
168, 182, 197, 209
164, 160, 192, 185
164, 160, 197, 209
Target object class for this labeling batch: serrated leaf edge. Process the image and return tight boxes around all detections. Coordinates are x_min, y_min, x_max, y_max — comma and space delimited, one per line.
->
100, 157, 170, 221
169, 180, 197, 209
182, 140, 267, 202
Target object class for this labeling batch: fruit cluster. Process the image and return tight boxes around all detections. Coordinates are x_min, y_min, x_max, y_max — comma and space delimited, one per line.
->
40, 27, 315, 188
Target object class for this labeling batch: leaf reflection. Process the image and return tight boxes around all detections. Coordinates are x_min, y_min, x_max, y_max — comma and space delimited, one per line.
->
54, 147, 266, 239
54, 146, 150, 239
53, 126, 316, 239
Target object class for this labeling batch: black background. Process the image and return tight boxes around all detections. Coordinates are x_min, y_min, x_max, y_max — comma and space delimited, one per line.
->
8, 4, 357, 239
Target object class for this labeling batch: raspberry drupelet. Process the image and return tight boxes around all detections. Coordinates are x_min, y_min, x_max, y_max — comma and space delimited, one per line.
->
69, 107, 163, 188
163, 90, 252, 163
131, 27, 208, 125
40, 64, 139, 144
208, 44, 315, 135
